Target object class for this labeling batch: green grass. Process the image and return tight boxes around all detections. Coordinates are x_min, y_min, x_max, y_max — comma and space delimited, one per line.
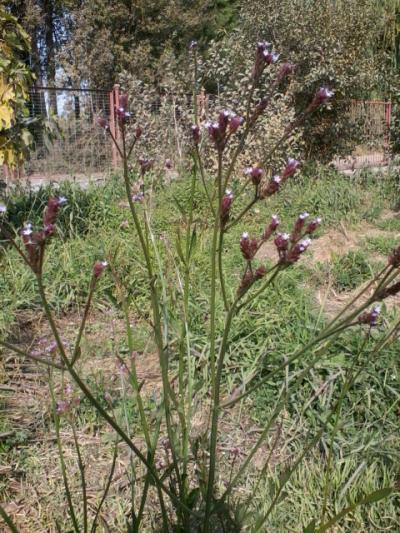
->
364, 234, 400, 256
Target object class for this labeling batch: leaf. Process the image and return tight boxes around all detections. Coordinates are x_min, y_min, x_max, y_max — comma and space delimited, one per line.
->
316, 488, 393, 532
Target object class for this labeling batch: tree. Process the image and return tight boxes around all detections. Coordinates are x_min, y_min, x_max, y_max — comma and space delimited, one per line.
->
203, 0, 388, 162
0, 7, 35, 170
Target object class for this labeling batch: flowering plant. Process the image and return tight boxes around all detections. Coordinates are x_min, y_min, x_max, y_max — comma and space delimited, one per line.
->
0, 42, 397, 532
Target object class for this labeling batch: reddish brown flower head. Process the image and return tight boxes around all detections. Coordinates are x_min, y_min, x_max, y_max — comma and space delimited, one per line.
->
43, 197, 67, 227
238, 270, 254, 293
135, 126, 143, 139
262, 214, 280, 241
93, 260, 108, 278
191, 124, 201, 144
240, 232, 259, 261
245, 166, 264, 186
358, 305, 381, 327
282, 158, 300, 180
229, 114, 244, 133
261, 175, 281, 198
291, 212, 309, 241
255, 265, 267, 279
274, 232, 290, 252
119, 93, 129, 111
138, 157, 153, 176
286, 237, 312, 264
276, 62, 295, 84
97, 117, 109, 130
305, 217, 322, 234
388, 246, 400, 268
221, 190, 234, 225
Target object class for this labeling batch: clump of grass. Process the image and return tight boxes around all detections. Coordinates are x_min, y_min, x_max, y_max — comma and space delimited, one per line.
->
364, 235, 400, 256
317, 250, 378, 292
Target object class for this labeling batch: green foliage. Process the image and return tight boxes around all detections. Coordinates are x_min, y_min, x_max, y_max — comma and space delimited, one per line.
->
318, 250, 378, 292
204, 0, 388, 162
0, 7, 35, 168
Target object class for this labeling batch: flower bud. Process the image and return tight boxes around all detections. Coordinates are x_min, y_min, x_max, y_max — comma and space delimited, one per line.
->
263, 51, 279, 65
309, 87, 334, 111
255, 265, 267, 279
43, 196, 67, 226
189, 40, 198, 50
221, 190, 234, 225
191, 124, 201, 144
135, 126, 143, 139
274, 232, 290, 251
282, 158, 300, 180
119, 93, 129, 111
97, 117, 109, 130
305, 217, 322, 234
291, 212, 309, 241
261, 175, 281, 198
165, 159, 173, 169
286, 237, 311, 264
245, 166, 264, 186
262, 214, 280, 241
358, 305, 381, 327
388, 246, 400, 268
238, 270, 254, 293
240, 232, 259, 261
275, 62, 295, 84
229, 114, 244, 133
138, 157, 153, 176
93, 260, 108, 278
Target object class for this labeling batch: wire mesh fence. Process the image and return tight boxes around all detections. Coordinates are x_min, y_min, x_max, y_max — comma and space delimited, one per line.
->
335, 100, 392, 170
25, 87, 113, 179
1, 86, 394, 182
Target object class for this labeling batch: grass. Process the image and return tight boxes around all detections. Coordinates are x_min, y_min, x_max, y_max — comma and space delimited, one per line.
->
1, 167, 399, 531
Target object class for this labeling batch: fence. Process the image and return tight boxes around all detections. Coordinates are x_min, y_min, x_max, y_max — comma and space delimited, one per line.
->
22, 86, 112, 181
335, 100, 392, 170
1, 87, 394, 182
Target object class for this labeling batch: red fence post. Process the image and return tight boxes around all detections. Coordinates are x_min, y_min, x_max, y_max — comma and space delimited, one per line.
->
109, 84, 120, 168
384, 101, 392, 156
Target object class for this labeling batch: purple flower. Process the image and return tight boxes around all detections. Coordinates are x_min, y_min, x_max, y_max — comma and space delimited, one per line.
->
132, 192, 144, 203
138, 157, 153, 176
240, 232, 259, 261
0, 204, 6, 214
263, 51, 279, 65
135, 126, 143, 139
282, 158, 300, 180
189, 40, 198, 50
274, 232, 290, 252
93, 260, 108, 278
43, 197, 66, 226
244, 166, 264, 186
276, 62, 295, 84
229, 114, 244, 133
191, 124, 201, 144
97, 117, 109, 130
56, 400, 69, 415
311, 87, 334, 109
305, 217, 322, 234
221, 190, 234, 225
165, 159, 173, 169
261, 175, 281, 198
358, 305, 381, 327
119, 93, 129, 111
291, 212, 309, 241
286, 237, 312, 264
